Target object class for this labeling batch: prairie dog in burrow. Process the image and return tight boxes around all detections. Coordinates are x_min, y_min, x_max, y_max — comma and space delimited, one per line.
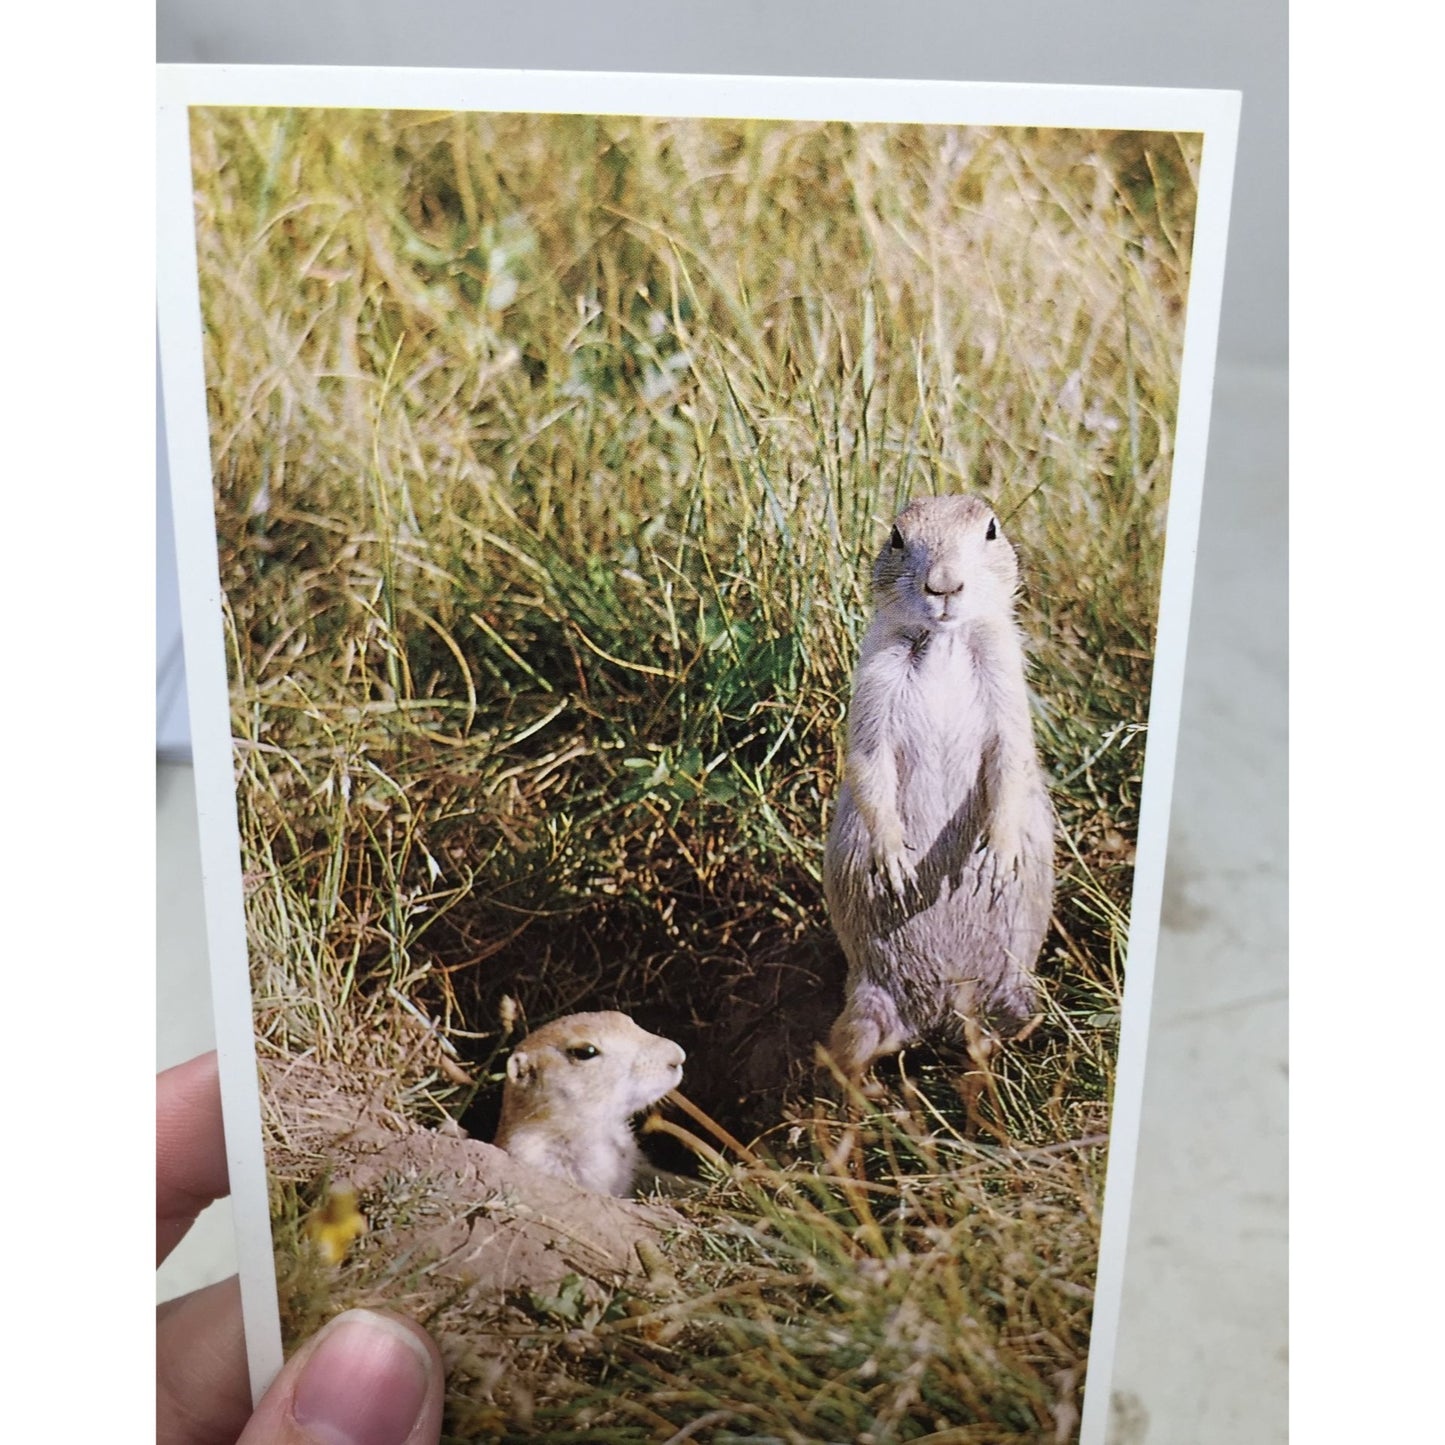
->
823, 494, 1054, 1086
493, 1011, 686, 1197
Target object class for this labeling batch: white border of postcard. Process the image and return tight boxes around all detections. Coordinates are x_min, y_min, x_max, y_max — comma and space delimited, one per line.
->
157, 63, 1238, 1437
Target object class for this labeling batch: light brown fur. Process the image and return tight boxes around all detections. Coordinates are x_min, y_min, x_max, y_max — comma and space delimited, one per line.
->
493, 1011, 685, 1196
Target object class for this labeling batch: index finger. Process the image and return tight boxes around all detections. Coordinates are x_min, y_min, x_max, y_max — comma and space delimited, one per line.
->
157, 1051, 231, 1265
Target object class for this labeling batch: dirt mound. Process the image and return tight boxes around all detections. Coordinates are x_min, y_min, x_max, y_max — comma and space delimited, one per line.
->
261, 1056, 678, 1305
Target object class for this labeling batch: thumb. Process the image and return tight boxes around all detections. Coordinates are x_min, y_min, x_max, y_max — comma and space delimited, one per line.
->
237, 1309, 445, 1445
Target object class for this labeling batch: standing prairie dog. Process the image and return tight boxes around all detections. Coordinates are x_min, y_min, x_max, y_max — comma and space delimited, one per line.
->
823, 494, 1054, 1090
493, 1011, 685, 1197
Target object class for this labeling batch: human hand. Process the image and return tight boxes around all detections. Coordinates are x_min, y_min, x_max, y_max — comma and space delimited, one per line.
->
157, 1052, 446, 1444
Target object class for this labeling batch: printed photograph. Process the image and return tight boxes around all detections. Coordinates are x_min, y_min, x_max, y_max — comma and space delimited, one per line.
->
186, 103, 1202, 1440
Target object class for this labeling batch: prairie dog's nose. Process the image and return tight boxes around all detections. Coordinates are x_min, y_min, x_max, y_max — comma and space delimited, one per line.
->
669, 1043, 686, 1067
924, 563, 964, 597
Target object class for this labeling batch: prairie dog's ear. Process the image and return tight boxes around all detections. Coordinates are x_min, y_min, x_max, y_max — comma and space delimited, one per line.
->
506, 1050, 534, 1086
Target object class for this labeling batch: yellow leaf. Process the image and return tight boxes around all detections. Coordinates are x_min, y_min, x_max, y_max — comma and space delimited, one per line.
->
304, 1184, 368, 1266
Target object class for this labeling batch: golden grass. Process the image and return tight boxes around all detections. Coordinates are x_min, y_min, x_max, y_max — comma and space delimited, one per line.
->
191, 105, 1198, 1441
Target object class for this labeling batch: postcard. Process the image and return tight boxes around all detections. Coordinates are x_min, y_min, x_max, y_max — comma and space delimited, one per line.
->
159, 65, 1238, 1443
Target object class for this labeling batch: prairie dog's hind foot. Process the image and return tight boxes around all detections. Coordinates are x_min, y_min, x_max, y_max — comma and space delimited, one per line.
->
949, 993, 1014, 1142
824, 983, 910, 1088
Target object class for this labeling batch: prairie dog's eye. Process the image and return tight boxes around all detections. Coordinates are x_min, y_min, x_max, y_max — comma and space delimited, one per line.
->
566, 1043, 600, 1061
889, 525, 905, 550
985, 518, 998, 541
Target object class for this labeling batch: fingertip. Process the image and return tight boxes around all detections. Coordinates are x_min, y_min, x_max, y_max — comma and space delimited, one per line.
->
357, 1309, 446, 1381
310, 1307, 443, 1381
156, 1276, 252, 1445
157, 1049, 220, 1096
244, 1308, 445, 1445
156, 1051, 231, 1264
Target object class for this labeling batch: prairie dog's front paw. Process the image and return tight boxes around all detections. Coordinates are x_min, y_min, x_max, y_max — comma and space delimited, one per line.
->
982, 814, 1030, 906
986, 811, 1026, 875
883, 850, 916, 894
871, 819, 915, 893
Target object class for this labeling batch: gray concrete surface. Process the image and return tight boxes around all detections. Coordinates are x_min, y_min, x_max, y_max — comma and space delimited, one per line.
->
1108, 363, 1287, 1443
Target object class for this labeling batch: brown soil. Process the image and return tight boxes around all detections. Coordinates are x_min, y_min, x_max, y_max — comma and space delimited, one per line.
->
262, 1056, 680, 1311
441, 905, 850, 1150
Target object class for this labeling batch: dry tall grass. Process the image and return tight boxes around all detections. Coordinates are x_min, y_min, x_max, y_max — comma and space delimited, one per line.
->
191, 106, 1198, 1441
